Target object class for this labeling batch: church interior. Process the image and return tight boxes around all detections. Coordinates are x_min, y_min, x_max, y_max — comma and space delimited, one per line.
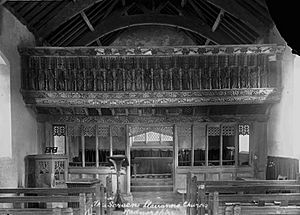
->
1, 0, 300, 214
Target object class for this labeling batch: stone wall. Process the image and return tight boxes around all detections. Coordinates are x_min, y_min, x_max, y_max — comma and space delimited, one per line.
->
267, 25, 297, 160
0, 6, 37, 187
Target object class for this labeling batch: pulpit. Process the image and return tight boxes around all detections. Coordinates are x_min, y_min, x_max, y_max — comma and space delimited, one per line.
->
26, 154, 68, 188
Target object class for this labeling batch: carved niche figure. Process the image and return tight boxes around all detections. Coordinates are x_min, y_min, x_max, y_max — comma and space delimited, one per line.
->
38, 69, 45, 90
106, 68, 114, 91
260, 67, 268, 88
163, 65, 171, 90
125, 68, 133, 91
66, 69, 75, 91
172, 68, 180, 90
116, 68, 124, 91
211, 67, 219, 89
240, 67, 248, 88
135, 68, 143, 91
86, 69, 94, 91
76, 69, 84, 91
220, 68, 230, 89
181, 63, 190, 90
27, 65, 38, 90
47, 69, 55, 91
230, 67, 238, 89
192, 68, 200, 90
144, 68, 152, 91
201, 68, 210, 89
56, 69, 66, 91
153, 66, 161, 91
249, 67, 258, 88
96, 68, 106, 91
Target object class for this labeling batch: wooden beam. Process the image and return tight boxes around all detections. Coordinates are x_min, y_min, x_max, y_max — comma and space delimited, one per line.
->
155, 1, 169, 12
212, 9, 224, 32
101, 0, 119, 20
121, 2, 135, 16
73, 14, 235, 46
205, 0, 268, 36
81, 11, 95, 31
38, 0, 103, 39
205, 9, 224, 44
96, 39, 102, 46
188, 0, 207, 23
181, 0, 187, 7
136, 3, 152, 14
0, 0, 8, 5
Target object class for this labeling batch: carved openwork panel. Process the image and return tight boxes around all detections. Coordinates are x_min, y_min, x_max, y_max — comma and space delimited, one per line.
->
38, 161, 50, 174
239, 124, 250, 135
98, 126, 109, 137
66, 124, 81, 136
208, 127, 220, 136
222, 125, 236, 136
177, 125, 192, 137
82, 124, 96, 136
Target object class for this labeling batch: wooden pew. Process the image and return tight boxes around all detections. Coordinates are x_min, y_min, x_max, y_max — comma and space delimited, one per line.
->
186, 175, 300, 215
0, 184, 107, 215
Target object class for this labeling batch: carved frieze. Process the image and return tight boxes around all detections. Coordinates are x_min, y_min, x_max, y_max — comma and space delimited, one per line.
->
22, 88, 281, 108
38, 114, 269, 125
19, 45, 285, 56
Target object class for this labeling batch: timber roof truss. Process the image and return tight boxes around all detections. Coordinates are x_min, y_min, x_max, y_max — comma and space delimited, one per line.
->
2, 0, 273, 46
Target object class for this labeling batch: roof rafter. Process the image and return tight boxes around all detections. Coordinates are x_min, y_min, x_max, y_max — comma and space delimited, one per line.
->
205, 0, 269, 36
38, 0, 104, 39
205, 9, 224, 44
72, 14, 235, 46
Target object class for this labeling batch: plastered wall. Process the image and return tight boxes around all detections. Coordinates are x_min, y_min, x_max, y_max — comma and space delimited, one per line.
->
0, 6, 37, 188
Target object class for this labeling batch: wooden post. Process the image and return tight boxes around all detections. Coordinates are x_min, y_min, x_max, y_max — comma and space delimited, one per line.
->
174, 125, 178, 191
95, 184, 101, 215
191, 125, 195, 167
100, 184, 105, 215
190, 176, 197, 215
96, 125, 99, 169
81, 135, 85, 168
212, 192, 219, 215
125, 124, 131, 194
197, 184, 206, 215
179, 69, 183, 90
160, 69, 164, 91
106, 176, 113, 215
79, 193, 86, 215
86, 193, 93, 215
109, 126, 113, 156
186, 172, 192, 201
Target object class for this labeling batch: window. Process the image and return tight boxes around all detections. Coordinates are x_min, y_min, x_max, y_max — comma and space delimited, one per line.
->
53, 125, 66, 154
238, 124, 250, 165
